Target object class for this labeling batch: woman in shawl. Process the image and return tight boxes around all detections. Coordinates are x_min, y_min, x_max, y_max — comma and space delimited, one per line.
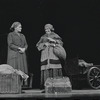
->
36, 24, 65, 89
7, 22, 28, 76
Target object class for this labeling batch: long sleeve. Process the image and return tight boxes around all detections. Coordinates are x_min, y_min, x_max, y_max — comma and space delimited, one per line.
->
53, 33, 63, 46
36, 37, 46, 51
56, 39, 63, 46
7, 33, 19, 51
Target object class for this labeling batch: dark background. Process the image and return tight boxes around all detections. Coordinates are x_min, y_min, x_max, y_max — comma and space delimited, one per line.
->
0, 0, 100, 88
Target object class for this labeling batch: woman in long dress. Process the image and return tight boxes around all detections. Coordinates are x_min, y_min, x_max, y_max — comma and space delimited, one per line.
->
7, 22, 28, 75
36, 24, 64, 89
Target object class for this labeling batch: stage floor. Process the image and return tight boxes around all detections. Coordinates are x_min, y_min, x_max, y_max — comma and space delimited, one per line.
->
0, 89, 100, 99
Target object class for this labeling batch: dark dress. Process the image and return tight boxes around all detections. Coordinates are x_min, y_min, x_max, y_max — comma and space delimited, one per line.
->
7, 32, 28, 74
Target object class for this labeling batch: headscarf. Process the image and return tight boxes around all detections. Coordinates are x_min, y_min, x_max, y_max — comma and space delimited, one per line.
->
10, 22, 21, 30
44, 24, 54, 31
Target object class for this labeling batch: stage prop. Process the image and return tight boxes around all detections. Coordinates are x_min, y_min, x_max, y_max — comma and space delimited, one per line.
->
65, 57, 100, 89
0, 73, 21, 93
0, 64, 29, 93
45, 77, 72, 93
53, 44, 66, 60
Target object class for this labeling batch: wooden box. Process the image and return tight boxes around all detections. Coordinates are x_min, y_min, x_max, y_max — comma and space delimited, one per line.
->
0, 73, 22, 93
45, 77, 72, 93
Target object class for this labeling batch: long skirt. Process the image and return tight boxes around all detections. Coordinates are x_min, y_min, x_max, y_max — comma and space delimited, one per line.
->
7, 53, 28, 86
7, 53, 28, 74
40, 68, 62, 89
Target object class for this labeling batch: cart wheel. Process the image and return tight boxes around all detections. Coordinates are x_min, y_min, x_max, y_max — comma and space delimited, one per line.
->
87, 67, 100, 89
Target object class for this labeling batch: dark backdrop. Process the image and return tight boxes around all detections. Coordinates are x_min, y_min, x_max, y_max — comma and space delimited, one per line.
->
0, 0, 100, 88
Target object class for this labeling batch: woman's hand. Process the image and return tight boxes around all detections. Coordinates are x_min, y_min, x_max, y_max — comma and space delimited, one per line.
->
44, 42, 49, 47
18, 47, 25, 53
50, 43, 56, 47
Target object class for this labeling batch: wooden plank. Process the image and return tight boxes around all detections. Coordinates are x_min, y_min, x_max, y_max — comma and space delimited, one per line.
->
0, 89, 99, 98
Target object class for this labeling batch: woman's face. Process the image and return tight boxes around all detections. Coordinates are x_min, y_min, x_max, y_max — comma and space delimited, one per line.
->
15, 24, 22, 32
45, 28, 51, 34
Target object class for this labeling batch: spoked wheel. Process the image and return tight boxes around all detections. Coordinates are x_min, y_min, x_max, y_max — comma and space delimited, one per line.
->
87, 67, 100, 89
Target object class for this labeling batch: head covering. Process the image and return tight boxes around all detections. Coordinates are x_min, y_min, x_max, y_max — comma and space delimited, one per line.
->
44, 24, 54, 31
10, 22, 21, 30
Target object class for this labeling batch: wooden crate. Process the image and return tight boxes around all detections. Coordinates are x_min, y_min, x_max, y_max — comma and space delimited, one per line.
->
0, 73, 22, 93
45, 77, 72, 93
